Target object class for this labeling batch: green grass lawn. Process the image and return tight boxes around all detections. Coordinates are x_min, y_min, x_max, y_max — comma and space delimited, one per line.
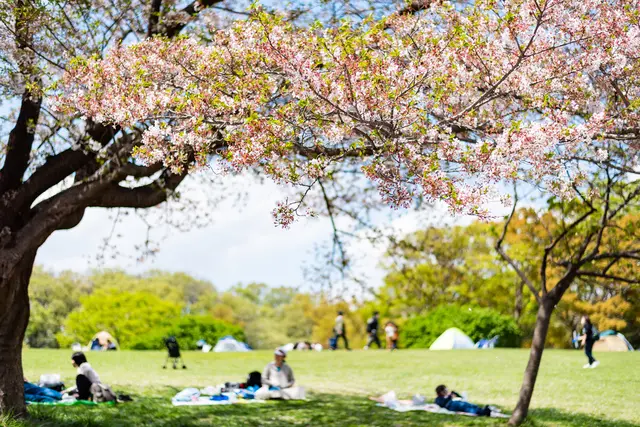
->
9, 349, 640, 426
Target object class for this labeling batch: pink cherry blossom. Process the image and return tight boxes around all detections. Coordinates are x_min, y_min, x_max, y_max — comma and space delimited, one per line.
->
54, 1, 640, 222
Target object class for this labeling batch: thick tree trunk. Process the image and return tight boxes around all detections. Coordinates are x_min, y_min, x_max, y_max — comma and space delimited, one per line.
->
509, 298, 553, 426
0, 251, 36, 417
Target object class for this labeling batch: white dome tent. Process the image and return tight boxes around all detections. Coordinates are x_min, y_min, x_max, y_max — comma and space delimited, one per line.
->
430, 328, 475, 350
213, 335, 251, 352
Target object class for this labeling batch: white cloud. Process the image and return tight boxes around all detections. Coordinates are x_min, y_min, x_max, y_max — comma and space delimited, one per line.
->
36, 173, 333, 290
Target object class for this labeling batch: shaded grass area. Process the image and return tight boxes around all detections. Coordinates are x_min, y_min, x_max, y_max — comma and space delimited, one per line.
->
9, 392, 640, 427
10, 349, 640, 426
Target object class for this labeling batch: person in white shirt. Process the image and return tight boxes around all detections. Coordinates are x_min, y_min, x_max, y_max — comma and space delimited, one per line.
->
262, 348, 295, 389
333, 311, 350, 350
69, 352, 100, 400
256, 349, 305, 400
385, 321, 398, 351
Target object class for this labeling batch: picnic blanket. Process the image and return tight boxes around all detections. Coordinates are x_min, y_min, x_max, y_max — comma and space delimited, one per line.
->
172, 384, 306, 406
27, 400, 115, 407
372, 391, 509, 418
172, 397, 266, 406
172, 386, 267, 407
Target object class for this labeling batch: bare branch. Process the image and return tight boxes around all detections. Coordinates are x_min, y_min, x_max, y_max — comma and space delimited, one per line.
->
89, 169, 188, 208
318, 179, 347, 272
495, 187, 541, 304
119, 162, 164, 178
541, 206, 596, 294
577, 271, 640, 284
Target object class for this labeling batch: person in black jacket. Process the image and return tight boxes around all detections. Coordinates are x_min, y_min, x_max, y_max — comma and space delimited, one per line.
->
364, 312, 381, 349
580, 315, 600, 368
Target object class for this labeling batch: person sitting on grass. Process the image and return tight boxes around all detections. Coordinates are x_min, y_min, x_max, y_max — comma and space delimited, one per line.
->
435, 385, 491, 416
262, 348, 295, 390
256, 348, 305, 400
63, 351, 101, 401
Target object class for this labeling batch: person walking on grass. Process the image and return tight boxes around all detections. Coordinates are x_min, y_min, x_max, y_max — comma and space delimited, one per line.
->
333, 310, 351, 350
385, 321, 399, 351
364, 311, 382, 350
580, 315, 600, 369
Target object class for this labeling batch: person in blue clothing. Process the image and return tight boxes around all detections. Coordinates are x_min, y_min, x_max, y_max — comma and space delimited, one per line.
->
435, 385, 491, 416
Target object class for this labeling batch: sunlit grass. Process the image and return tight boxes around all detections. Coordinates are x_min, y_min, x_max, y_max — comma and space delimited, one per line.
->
12, 348, 639, 426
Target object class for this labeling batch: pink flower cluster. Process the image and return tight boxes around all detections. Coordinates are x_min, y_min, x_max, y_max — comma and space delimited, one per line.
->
54, 0, 640, 219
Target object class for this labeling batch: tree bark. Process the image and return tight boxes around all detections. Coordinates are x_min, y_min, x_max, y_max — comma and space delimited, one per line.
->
0, 250, 36, 417
514, 280, 523, 321
508, 298, 553, 426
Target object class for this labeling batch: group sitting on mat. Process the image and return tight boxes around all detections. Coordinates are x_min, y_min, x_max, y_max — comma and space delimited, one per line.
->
172, 348, 305, 405
25, 351, 121, 405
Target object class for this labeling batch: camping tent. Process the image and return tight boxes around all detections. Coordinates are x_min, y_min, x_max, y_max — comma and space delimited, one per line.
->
86, 331, 119, 351
213, 335, 251, 352
430, 328, 475, 350
593, 333, 634, 352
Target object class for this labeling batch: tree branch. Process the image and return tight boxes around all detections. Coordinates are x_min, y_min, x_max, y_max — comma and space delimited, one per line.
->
495, 187, 541, 304
398, 0, 435, 15
577, 271, 640, 284
0, 1, 43, 193
163, 0, 226, 38
147, 0, 163, 37
119, 162, 164, 178
89, 169, 188, 208
0, 91, 42, 193
318, 179, 347, 272
541, 206, 596, 295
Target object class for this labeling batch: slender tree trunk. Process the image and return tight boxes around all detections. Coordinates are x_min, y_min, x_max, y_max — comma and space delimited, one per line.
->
509, 298, 553, 426
0, 251, 36, 417
514, 281, 523, 321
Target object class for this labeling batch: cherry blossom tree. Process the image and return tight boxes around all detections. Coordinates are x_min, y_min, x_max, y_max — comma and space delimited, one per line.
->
55, 0, 640, 424
2, 0, 639, 421
2, 0, 409, 415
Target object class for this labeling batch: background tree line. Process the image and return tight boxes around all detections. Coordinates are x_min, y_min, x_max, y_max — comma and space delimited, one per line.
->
379, 206, 639, 349
28, 208, 638, 351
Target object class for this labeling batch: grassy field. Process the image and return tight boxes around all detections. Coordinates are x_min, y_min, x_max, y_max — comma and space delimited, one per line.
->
8, 348, 640, 426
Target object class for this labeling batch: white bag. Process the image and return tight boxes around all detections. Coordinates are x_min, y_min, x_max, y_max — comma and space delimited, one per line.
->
39, 374, 61, 386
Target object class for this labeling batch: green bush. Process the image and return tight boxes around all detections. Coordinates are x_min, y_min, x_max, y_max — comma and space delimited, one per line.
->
57, 290, 182, 349
129, 315, 245, 350
400, 305, 522, 348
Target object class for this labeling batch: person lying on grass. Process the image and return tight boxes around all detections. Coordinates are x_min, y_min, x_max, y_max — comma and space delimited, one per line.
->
435, 385, 492, 416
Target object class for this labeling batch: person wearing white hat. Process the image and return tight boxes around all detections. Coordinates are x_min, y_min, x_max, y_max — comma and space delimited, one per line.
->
262, 348, 295, 390
255, 348, 305, 400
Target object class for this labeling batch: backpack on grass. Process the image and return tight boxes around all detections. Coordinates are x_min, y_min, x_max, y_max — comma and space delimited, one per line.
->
90, 383, 117, 403
247, 371, 262, 388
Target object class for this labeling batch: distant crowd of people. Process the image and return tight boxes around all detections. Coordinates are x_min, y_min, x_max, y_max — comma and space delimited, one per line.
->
330, 310, 399, 351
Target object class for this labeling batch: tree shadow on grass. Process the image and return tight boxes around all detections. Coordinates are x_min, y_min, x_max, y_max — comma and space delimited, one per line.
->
19, 391, 639, 427
524, 408, 640, 427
